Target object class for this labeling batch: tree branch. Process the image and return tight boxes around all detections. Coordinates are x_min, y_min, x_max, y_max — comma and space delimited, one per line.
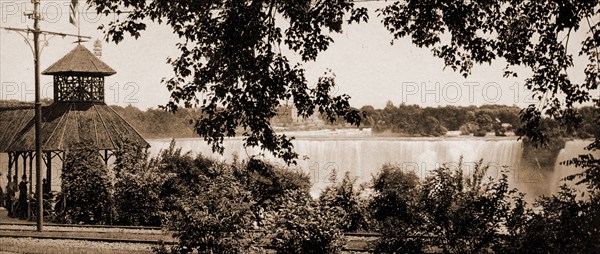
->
586, 15, 600, 74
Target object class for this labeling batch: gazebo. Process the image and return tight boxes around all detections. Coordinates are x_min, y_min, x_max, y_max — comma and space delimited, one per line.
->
0, 44, 149, 210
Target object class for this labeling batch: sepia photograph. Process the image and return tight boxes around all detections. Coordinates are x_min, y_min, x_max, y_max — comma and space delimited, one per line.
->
0, 0, 599, 253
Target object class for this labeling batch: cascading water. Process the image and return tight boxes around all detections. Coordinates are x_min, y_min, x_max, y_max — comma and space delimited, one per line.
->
148, 131, 530, 197
0, 130, 592, 199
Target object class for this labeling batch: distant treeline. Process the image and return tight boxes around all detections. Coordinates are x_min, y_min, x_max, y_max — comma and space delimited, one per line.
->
358, 102, 599, 138
112, 103, 600, 139
358, 103, 522, 137
0, 100, 597, 139
110, 105, 202, 139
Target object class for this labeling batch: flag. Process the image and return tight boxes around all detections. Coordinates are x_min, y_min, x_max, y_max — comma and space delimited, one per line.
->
69, 0, 78, 26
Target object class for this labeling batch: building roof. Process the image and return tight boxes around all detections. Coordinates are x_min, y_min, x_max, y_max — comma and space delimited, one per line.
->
42, 44, 117, 76
0, 102, 149, 152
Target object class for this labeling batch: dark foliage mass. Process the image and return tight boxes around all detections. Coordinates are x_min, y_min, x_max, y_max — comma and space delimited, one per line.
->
268, 190, 346, 254
61, 145, 112, 224
113, 141, 164, 226
319, 172, 371, 232
110, 105, 203, 139
111, 102, 599, 141
151, 141, 346, 254
90, 0, 370, 164
362, 103, 522, 137
55, 140, 599, 253
370, 161, 600, 254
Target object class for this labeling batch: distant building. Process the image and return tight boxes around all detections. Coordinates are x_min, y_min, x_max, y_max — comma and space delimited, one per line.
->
291, 106, 324, 125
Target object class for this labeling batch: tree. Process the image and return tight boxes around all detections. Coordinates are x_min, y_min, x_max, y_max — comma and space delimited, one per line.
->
379, 1, 598, 144
419, 161, 514, 253
90, 0, 368, 164
113, 141, 165, 226
61, 146, 112, 224
268, 190, 346, 254
319, 172, 370, 232
162, 172, 256, 254
370, 164, 424, 253
379, 0, 600, 200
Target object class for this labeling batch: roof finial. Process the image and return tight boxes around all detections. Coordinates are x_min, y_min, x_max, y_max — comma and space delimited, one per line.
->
93, 39, 102, 59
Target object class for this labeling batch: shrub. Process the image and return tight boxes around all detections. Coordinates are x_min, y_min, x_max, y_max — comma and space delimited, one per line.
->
372, 161, 518, 253
370, 164, 424, 253
268, 190, 346, 254
113, 141, 166, 226
162, 165, 257, 253
459, 122, 478, 135
238, 158, 311, 208
370, 164, 421, 222
154, 141, 206, 214
319, 172, 371, 232
499, 185, 600, 254
420, 116, 448, 137
61, 146, 112, 224
418, 160, 513, 253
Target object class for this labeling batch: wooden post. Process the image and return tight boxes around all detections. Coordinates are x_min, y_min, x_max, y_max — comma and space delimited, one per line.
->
29, 152, 33, 219
29, 152, 33, 194
62, 151, 66, 218
7, 153, 13, 184
14, 153, 19, 183
22, 153, 26, 180
46, 152, 52, 192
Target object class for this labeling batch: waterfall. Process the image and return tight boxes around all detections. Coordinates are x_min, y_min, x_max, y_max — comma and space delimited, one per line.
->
148, 136, 524, 197
0, 133, 591, 199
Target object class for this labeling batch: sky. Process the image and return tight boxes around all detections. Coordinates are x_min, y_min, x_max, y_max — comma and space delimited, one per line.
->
0, 1, 596, 110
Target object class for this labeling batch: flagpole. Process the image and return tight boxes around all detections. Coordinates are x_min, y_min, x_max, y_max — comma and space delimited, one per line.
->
77, 0, 81, 44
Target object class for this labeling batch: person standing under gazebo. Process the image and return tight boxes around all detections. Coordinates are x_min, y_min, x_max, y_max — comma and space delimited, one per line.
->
17, 175, 28, 219
5, 175, 17, 217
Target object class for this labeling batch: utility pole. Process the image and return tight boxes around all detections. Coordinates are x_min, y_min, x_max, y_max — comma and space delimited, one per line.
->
1, 0, 90, 232
32, 0, 43, 232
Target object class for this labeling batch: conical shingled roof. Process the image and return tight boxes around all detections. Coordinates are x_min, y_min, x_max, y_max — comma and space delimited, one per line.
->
42, 44, 116, 76
0, 102, 149, 152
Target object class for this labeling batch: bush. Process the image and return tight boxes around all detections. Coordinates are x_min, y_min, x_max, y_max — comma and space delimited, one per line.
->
153, 141, 208, 214
161, 164, 257, 254
370, 164, 424, 253
151, 142, 322, 253
113, 141, 166, 226
61, 146, 112, 224
268, 190, 346, 254
319, 172, 371, 232
499, 185, 600, 254
238, 158, 311, 209
371, 161, 520, 253
420, 116, 448, 137
418, 160, 513, 253
370, 164, 421, 222
459, 122, 478, 135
